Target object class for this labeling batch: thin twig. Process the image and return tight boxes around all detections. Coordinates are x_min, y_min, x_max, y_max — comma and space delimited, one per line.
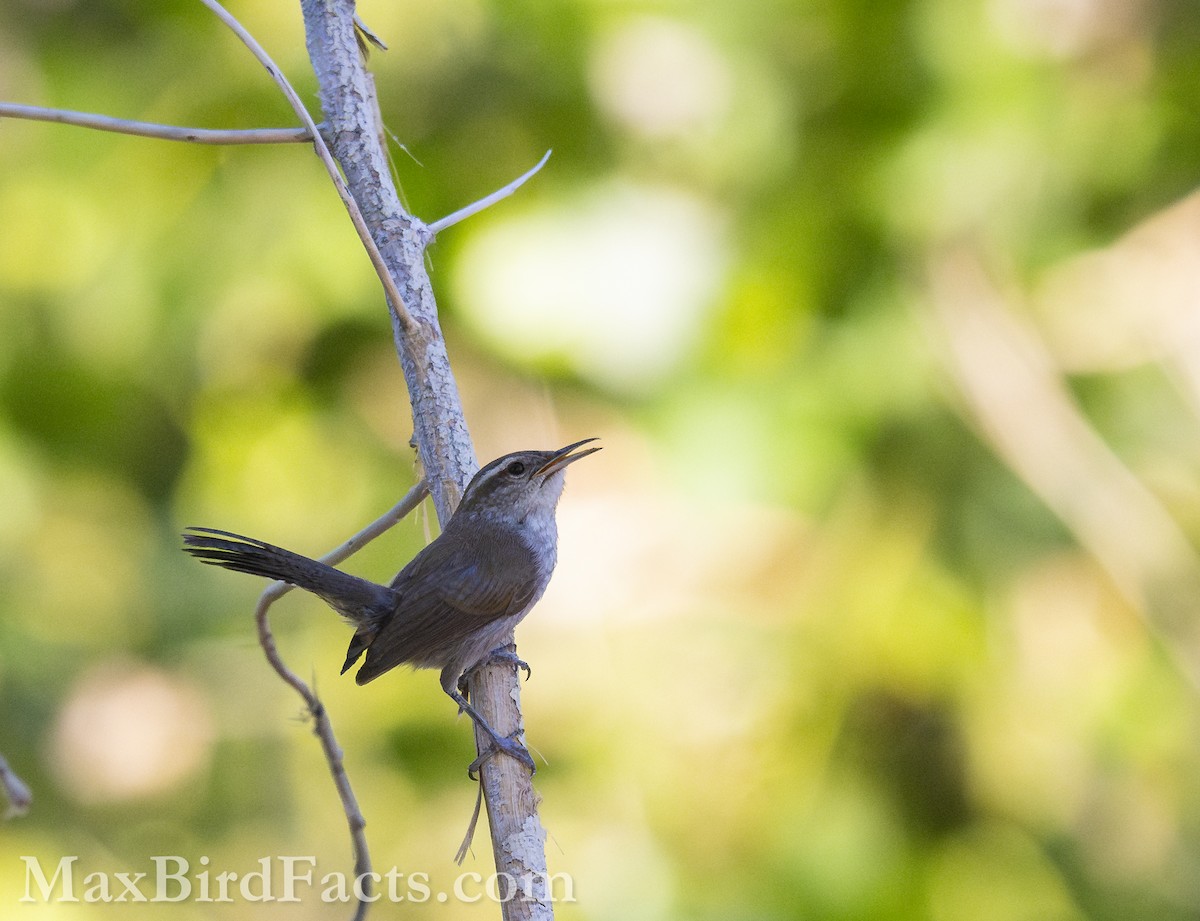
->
454, 784, 485, 865
427, 150, 552, 236
200, 0, 417, 332
254, 481, 427, 921
0, 102, 311, 144
255, 597, 372, 920
0, 754, 31, 819
353, 14, 389, 52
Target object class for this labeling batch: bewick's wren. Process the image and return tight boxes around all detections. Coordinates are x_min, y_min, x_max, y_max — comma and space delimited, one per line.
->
182, 438, 600, 772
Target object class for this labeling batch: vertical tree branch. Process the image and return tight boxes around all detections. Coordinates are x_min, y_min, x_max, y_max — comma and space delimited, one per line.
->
299, 1, 474, 515
298, 2, 553, 917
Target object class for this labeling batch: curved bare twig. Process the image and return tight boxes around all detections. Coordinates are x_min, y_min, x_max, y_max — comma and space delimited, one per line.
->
254, 481, 428, 921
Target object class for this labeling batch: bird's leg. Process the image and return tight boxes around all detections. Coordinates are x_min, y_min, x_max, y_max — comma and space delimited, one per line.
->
448, 688, 536, 776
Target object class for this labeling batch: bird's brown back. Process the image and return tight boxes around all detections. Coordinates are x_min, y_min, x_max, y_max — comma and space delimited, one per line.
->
353, 515, 545, 683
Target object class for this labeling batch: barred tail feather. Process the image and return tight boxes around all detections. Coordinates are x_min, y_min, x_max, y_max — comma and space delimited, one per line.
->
182, 527, 397, 626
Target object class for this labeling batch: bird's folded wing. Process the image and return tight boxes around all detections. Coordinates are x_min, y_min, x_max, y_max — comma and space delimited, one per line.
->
353, 526, 541, 683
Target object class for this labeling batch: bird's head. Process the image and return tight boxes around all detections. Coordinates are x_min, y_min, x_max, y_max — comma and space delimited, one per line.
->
457, 437, 601, 524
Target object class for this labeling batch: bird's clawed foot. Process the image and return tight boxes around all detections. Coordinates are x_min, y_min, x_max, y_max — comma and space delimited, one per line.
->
448, 688, 537, 778
457, 647, 530, 697
467, 730, 536, 779
483, 644, 531, 681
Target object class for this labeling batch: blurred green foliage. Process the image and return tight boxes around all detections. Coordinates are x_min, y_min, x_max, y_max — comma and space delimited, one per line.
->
3, 1, 1200, 919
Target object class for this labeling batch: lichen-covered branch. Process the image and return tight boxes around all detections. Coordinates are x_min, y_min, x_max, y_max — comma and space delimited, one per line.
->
298, 2, 554, 918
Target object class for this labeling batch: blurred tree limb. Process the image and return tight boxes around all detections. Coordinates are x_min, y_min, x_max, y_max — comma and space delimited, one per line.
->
929, 249, 1200, 688
1030, 188, 1200, 418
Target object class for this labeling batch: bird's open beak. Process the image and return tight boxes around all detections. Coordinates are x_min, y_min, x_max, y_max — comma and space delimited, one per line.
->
535, 437, 602, 478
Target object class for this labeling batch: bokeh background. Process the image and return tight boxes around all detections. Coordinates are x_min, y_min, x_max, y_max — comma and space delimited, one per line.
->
4, 0, 1200, 918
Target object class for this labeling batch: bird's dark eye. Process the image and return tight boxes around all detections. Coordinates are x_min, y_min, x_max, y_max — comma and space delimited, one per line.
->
506, 461, 527, 477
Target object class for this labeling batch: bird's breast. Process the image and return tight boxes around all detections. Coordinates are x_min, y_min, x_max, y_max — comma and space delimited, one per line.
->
516, 514, 557, 581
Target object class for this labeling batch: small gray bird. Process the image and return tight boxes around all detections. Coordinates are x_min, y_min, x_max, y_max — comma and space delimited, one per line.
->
183, 438, 600, 772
